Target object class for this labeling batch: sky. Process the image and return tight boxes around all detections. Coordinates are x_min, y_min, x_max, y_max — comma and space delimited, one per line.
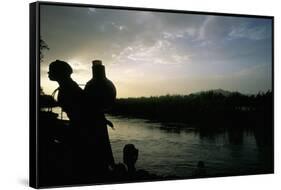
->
40, 4, 272, 98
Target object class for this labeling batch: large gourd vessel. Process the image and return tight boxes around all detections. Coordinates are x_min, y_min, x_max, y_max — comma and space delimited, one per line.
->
84, 60, 116, 111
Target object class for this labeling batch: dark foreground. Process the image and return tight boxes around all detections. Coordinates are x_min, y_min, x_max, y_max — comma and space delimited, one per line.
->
37, 110, 273, 187
37, 90, 273, 187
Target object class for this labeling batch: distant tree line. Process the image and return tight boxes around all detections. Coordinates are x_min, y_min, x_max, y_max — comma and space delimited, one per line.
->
108, 90, 273, 129
39, 87, 273, 130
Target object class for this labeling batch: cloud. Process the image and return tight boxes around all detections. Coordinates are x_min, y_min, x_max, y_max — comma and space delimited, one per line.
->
228, 24, 269, 40
111, 22, 128, 31
40, 5, 272, 96
112, 39, 191, 66
197, 16, 216, 41
88, 8, 96, 12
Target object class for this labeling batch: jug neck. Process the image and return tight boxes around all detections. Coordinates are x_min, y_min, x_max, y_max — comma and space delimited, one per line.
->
92, 60, 106, 80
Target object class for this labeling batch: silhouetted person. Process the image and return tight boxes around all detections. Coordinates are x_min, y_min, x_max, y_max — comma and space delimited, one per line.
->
83, 60, 116, 178
123, 144, 139, 175
122, 144, 160, 180
48, 60, 84, 126
48, 60, 85, 182
108, 144, 139, 181
48, 59, 116, 182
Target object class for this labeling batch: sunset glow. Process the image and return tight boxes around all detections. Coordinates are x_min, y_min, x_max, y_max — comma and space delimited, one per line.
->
40, 5, 272, 97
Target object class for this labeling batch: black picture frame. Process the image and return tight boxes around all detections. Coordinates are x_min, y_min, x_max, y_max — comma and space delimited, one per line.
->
30, 1, 274, 188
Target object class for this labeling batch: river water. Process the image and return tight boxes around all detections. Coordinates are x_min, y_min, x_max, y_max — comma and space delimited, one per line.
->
106, 115, 273, 178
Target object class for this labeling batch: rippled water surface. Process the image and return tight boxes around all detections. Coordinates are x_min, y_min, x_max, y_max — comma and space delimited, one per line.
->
107, 115, 273, 177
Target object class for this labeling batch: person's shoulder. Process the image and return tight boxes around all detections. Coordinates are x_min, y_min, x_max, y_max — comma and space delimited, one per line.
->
68, 80, 83, 90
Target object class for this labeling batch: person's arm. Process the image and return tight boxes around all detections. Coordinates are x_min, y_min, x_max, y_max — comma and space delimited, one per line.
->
106, 119, 115, 129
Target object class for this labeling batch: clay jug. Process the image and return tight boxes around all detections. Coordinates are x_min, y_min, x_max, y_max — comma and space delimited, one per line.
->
84, 60, 116, 111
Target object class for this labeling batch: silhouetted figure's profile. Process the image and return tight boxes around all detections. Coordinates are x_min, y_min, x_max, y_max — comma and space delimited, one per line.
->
48, 60, 84, 126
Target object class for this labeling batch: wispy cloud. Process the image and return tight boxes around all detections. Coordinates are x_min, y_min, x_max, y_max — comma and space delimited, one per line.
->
113, 39, 191, 65
228, 24, 269, 40
197, 16, 216, 41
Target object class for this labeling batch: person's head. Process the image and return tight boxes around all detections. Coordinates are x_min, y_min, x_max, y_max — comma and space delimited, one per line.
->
123, 144, 138, 168
48, 60, 73, 81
